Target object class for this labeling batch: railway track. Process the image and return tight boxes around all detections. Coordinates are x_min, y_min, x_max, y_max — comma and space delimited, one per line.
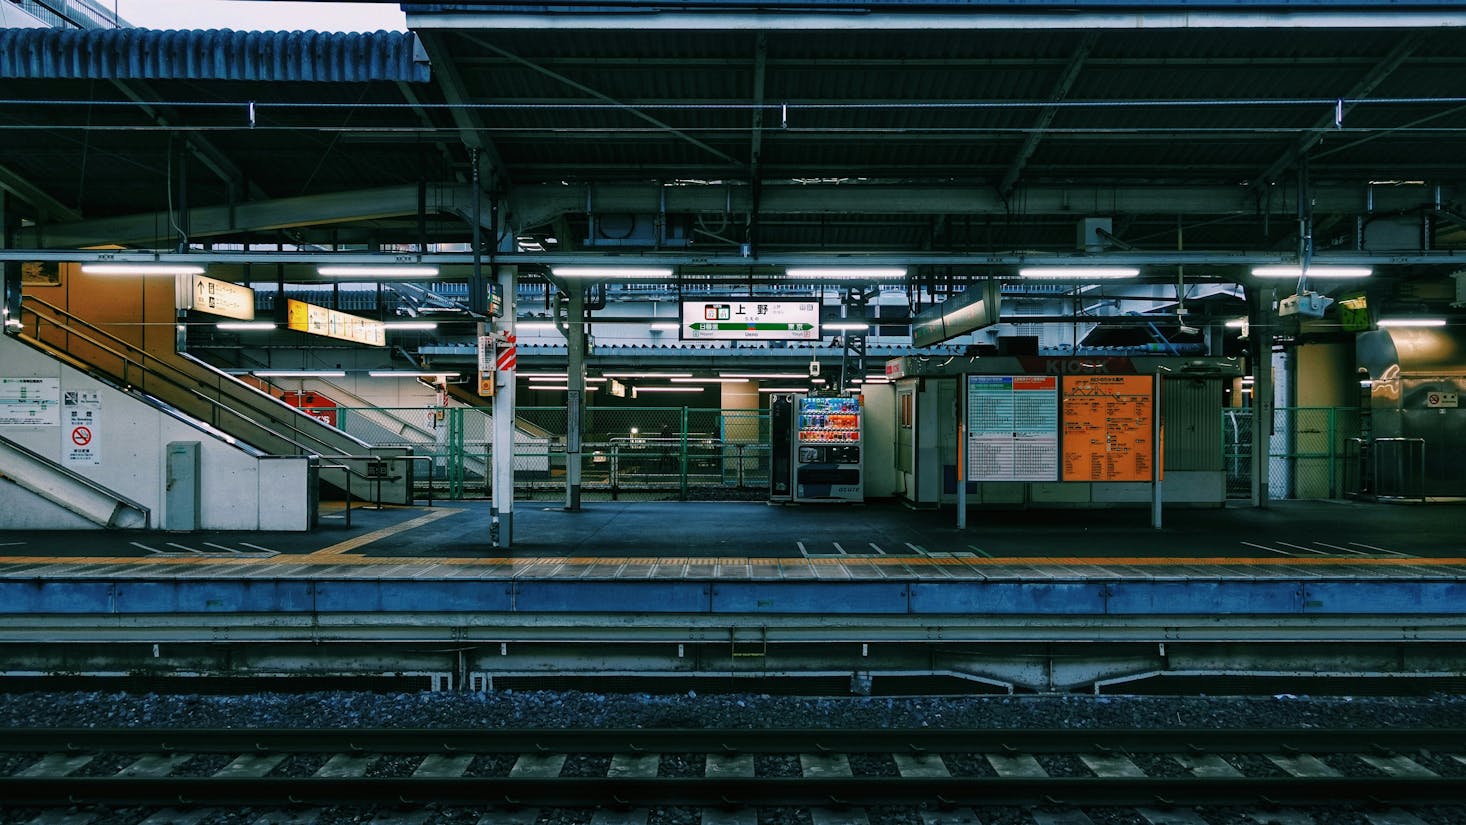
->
2, 728, 1464, 822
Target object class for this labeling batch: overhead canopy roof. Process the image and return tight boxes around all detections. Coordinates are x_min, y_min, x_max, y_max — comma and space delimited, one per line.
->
0, 2, 1464, 314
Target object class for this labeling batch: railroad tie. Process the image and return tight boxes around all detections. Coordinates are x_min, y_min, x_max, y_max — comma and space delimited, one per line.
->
701, 754, 755, 825
591, 753, 660, 825
893, 754, 983, 825
801, 754, 869, 825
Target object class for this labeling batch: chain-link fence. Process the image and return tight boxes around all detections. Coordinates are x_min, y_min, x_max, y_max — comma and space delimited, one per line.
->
1222, 406, 1363, 500
330, 405, 769, 501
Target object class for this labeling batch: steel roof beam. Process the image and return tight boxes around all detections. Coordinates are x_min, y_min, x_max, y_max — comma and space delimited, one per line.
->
110, 78, 265, 203
462, 34, 745, 170
0, 163, 79, 224
1252, 32, 1424, 188
417, 30, 509, 187
999, 32, 1097, 199
408, 11, 1466, 32
21, 180, 1434, 250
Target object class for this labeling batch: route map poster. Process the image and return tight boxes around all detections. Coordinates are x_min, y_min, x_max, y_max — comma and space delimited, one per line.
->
966, 375, 1058, 481
1061, 375, 1156, 482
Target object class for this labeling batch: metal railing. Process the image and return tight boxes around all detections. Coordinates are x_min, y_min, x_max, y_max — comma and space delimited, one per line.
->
1373, 437, 1427, 501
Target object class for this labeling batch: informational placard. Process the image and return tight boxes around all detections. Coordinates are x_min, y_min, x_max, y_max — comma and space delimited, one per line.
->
680, 299, 819, 341
0, 377, 60, 426
476, 334, 495, 397
1061, 375, 1155, 482
62, 389, 101, 466
177, 274, 255, 320
286, 299, 385, 346
965, 375, 1058, 481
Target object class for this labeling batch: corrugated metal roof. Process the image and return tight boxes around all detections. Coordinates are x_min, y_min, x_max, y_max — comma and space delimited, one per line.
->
0, 28, 431, 83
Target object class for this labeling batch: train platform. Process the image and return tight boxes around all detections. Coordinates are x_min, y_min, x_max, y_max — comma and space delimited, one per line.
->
1, 499, 1465, 620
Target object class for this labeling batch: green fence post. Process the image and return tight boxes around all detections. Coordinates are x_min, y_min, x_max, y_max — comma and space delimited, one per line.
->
449, 406, 464, 500
1328, 406, 1337, 498
680, 406, 689, 501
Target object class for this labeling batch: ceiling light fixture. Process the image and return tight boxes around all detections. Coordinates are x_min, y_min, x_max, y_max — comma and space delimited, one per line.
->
785, 267, 907, 280
825, 322, 871, 331
384, 321, 439, 330
550, 266, 675, 279
253, 370, 346, 378
1378, 318, 1447, 327
367, 371, 461, 379
757, 387, 814, 393
1251, 266, 1371, 278
81, 264, 205, 276
1018, 267, 1140, 279
318, 265, 439, 277
603, 372, 693, 379
719, 372, 808, 379
668, 377, 751, 384
517, 322, 558, 330
631, 386, 705, 393
216, 322, 277, 331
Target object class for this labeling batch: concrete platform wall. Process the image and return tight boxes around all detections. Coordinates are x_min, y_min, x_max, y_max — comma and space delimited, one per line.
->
0, 333, 314, 531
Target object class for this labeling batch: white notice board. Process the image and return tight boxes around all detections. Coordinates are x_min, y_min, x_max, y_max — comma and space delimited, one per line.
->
965, 375, 1059, 481
0, 377, 60, 426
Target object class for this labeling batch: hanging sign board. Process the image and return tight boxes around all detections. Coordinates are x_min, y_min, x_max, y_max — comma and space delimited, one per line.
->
0, 377, 60, 426
680, 299, 819, 341
286, 299, 385, 346
966, 375, 1058, 481
177, 274, 255, 320
1061, 375, 1156, 482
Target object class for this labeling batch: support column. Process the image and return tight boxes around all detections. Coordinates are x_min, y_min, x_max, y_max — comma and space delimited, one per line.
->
492, 265, 517, 546
564, 283, 586, 511
1248, 285, 1274, 509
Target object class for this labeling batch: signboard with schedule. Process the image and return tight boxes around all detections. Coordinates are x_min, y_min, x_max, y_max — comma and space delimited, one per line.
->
1061, 375, 1157, 482
679, 299, 819, 341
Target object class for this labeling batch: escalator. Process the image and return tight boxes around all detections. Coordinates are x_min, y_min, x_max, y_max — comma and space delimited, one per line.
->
14, 296, 413, 504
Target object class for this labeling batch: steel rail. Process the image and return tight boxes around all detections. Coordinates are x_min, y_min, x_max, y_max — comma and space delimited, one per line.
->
3, 776, 1463, 808
4, 727, 1464, 754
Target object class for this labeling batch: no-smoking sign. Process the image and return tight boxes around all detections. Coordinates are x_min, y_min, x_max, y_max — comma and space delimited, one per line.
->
70, 426, 92, 446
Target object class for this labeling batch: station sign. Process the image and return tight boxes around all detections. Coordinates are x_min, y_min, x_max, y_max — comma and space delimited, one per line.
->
286, 299, 385, 347
679, 299, 819, 341
177, 274, 255, 320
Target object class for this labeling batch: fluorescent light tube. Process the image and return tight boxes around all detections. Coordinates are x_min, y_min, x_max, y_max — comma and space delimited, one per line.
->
785, 267, 907, 279
216, 322, 277, 331
825, 322, 870, 331
650, 322, 680, 331
603, 372, 693, 378
384, 322, 439, 330
318, 265, 439, 277
631, 386, 705, 393
517, 322, 557, 330
82, 264, 205, 275
1224, 318, 1248, 328
368, 371, 461, 378
1378, 318, 1446, 327
551, 266, 675, 279
1251, 266, 1371, 278
719, 372, 807, 379
253, 370, 346, 378
758, 387, 814, 393
668, 377, 751, 383
1019, 267, 1139, 279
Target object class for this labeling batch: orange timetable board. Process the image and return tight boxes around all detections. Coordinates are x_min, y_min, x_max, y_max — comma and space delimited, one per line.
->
1061, 375, 1157, 482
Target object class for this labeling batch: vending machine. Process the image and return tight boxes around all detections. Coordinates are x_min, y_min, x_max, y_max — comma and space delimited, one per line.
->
790, 394, 864, 502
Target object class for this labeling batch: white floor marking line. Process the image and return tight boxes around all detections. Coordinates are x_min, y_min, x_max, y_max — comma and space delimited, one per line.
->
166, 543, 205, 555
238, 542, 277, 554
868, 542, 885, 554
1276, 541, 1329, 556
1314, 542, 1370, 556
832, 542, 847, 554
1242, 541, 1293, 556
203, 542, 245, 554
967, 544, 992, 558
1349, 541, 1411, 557
905, 542, 925, 555
796, 541, 808, 557
0, 541, 26, 547
129, 542, 164, 555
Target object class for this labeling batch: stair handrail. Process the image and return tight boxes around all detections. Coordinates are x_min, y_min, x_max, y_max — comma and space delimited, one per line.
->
20, 296, 373, 456
0, 431, 152, 527
16, 301, 331, 457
